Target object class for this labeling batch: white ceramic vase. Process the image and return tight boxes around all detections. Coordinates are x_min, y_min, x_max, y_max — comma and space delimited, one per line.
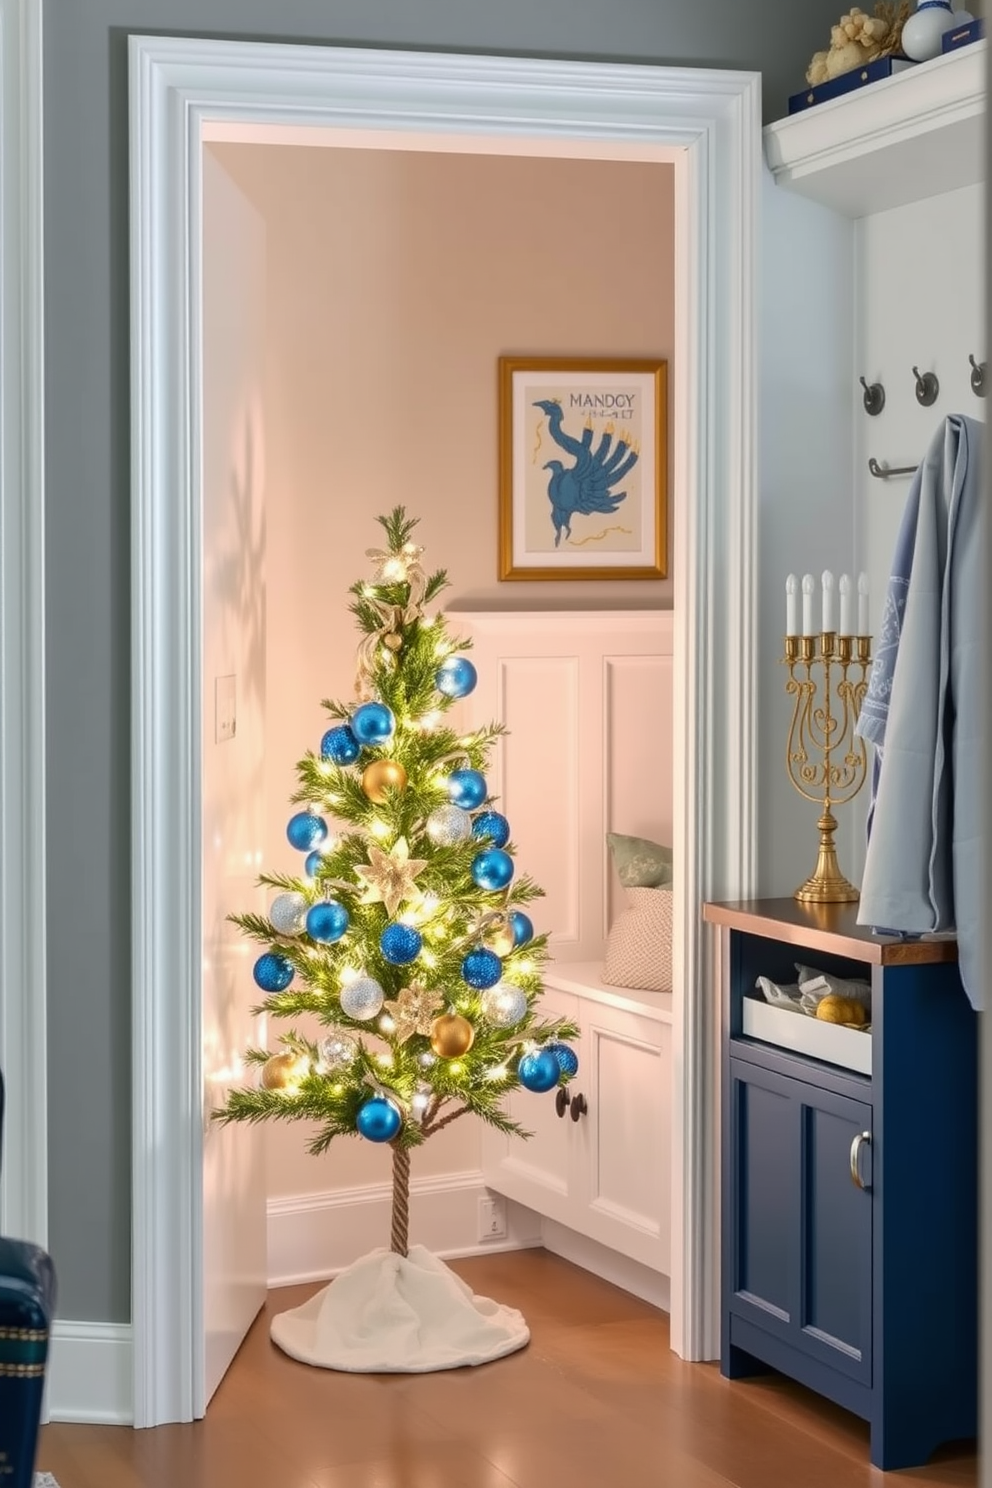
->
900, 0, 970, 61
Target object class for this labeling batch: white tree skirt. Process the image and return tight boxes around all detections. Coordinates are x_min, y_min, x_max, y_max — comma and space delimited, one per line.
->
271, 1245, 529, 1372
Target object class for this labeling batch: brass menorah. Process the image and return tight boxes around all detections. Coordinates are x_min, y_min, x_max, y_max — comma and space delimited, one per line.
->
782, 632, 873, 903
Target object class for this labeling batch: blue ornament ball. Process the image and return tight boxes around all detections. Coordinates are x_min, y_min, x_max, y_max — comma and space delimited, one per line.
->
447, 769, 487, 810
471, 848, 515, 892
356, 1095, 402, 1143
518, 1048, 560, 1093
320, 724, 360, 765
350, 701, 396, 746
287, 811, 328, 852
253, 952, 295, 993
305, 900, 350, 943
548, 1043, 580, 1078
304, 850, 325, 878
472, 811, 510, 848
380, 923, 423, 965
510, 911, 534, 948
435, 656, 478, 699
461, 947, 502, 990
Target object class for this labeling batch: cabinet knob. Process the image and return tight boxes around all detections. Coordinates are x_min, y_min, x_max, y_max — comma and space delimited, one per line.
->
555, 1086, 570, 1119
850, 1130, 872, 1190
570, 1092, 588, 1122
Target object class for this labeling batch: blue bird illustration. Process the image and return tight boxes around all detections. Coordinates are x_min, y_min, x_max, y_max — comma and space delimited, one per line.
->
533, 400, 639, 547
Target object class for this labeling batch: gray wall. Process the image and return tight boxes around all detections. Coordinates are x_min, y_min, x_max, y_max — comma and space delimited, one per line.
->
44, 0, 847, 1322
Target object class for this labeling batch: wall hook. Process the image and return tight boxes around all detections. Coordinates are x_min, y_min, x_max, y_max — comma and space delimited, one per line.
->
869, 457, 917, 479
912, 366, 939, 407
859, 376, 885, 416
969, 354, 986, 398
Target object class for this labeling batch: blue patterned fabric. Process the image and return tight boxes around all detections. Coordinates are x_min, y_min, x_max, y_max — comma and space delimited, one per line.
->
0, 1239, 56, 1488
0, 1070, 57, 1488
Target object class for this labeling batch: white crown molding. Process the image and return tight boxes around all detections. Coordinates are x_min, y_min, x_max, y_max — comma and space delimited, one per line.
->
267, 1171, 541, 1287
0, 0, 47, 1248
129, 35, 758, 1424
763, 43, 986, 217
47, 1322, 134, 1425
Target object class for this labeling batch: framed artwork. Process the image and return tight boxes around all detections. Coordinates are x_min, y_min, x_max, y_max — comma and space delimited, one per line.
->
498, 355, 668, 581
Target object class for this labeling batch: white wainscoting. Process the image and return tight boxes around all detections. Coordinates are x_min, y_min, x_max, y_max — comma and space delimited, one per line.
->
267, 1171, 542, 1287
47, 1321, 134, 1425
452, 609, 673, 960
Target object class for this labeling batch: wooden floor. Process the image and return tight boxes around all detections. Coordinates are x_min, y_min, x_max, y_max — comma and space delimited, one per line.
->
39, 1250, 977, 1488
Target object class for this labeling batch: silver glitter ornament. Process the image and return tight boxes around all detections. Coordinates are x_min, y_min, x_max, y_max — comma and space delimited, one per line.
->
425, 805, 472, 847
269, 891, 308, 935
481, 983, 528, 1028
339, 975, 385, 1021
318, 1027, 359, 1071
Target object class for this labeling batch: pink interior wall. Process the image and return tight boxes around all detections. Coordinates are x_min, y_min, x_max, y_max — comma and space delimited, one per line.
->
208, 142, 676, 1201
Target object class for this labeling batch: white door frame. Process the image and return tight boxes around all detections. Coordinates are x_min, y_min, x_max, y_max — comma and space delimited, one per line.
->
130, 35, 759, 1426
0, 0, 47, 1250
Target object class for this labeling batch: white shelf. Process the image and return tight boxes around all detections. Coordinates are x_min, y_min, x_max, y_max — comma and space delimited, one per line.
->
763, 41, 986, 217
544, 959, 674, 1024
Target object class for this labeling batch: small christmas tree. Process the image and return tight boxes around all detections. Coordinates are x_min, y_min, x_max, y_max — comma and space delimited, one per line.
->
216, 509, 578, 1367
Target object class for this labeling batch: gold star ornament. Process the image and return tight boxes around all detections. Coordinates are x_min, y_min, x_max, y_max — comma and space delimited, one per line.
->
383, 983, 444, 1042
355, 837, 428, 918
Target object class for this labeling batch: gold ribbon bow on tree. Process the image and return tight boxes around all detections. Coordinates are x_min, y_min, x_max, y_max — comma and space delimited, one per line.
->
354, 542, 428, 700
355, 594, 423, 701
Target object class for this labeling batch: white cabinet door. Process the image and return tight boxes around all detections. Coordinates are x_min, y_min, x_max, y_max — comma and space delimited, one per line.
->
480, 987, 580, 1223
576, 1000, 671, 1273
481, 984, 672, 1277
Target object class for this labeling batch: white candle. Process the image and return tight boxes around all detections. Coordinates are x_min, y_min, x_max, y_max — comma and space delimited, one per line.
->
821, 570, 835, 633
786, 573, 798, 635
858, 572, 870, 635
802, 574, 815, 636
839, 574, 852, 636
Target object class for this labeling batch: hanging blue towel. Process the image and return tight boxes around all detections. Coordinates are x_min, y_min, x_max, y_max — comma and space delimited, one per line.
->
855, 414, 985, 1009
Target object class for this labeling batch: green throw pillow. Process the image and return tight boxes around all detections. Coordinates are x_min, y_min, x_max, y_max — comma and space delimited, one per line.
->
606, 832, 674, 889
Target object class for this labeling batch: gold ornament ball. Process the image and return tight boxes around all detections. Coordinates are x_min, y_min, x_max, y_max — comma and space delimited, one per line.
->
362, 758, 408, 803
261, 1052, 305, 1091
382, 633, 403, 652
484, 923, 517, 957
430, 1013, 475, 1058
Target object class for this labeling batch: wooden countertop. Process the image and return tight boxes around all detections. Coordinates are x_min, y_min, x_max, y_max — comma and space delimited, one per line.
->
701, 898, 958, 966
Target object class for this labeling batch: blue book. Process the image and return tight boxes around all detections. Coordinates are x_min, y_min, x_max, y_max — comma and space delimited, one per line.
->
942, 16, 985, 50
788, 55, 913, 114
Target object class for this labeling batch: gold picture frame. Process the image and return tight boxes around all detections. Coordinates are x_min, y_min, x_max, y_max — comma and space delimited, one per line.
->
498, 355, 668, 581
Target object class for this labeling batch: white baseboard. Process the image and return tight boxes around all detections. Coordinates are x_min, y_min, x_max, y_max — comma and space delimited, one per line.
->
267, 1169, 542, 1286
46, 1320, 134, 1424
540, 1218, 672, 1313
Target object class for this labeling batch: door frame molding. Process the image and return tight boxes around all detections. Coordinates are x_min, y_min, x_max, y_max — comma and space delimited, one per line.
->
0, 0, 47, 1250
129, 35, 759, 1425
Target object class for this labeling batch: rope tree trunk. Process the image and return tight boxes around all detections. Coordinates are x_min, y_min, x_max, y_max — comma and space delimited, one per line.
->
390, 1142, 411, 1257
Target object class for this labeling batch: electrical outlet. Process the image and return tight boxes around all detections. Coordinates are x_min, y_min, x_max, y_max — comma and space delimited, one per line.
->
478, 1194, 507, 1241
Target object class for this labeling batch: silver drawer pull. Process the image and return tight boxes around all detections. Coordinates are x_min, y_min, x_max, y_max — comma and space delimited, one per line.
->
850, 1130, 872, 1190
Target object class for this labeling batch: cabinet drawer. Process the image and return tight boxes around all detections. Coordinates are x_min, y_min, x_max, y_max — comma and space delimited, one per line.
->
742, 995, 871, 1075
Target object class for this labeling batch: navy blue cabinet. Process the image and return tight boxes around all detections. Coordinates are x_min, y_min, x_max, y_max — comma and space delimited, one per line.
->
728, 1055, 873, 1389
705, 899, 977, 1472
